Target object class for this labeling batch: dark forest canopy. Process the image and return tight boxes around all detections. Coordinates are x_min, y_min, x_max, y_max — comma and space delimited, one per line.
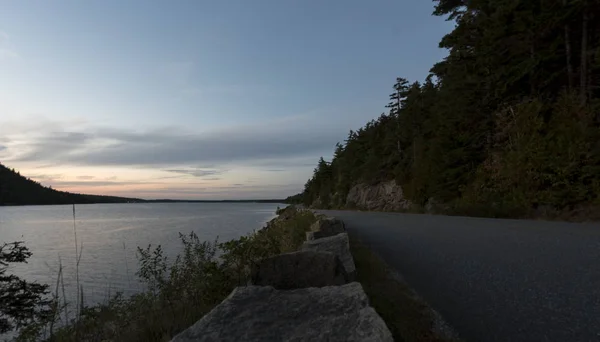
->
293, 0, 600, 218
0, 163, 141, 205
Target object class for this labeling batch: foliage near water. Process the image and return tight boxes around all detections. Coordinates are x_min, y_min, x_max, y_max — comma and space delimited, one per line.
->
293, 0, 600, 220
0, 242, 52, 334
10, 206, 316, 342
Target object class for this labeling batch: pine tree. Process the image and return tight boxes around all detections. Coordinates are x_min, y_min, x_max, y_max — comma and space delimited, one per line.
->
296, 0, 600, 218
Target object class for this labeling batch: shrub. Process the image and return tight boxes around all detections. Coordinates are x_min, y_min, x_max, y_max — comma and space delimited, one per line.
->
0, 242, 52, 335
16, 209, 317, 342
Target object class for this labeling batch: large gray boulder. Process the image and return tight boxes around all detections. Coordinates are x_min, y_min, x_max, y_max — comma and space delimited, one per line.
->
302, 233, 356, 279
306, 217, 346, 241
170, 282, 393, 342
251, 250, 348, 289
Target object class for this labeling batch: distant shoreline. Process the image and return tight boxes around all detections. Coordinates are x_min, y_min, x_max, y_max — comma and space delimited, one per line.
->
0, 199, 288, 207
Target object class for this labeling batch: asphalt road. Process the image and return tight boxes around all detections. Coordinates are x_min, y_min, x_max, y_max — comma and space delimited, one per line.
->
318, 210, 600, 342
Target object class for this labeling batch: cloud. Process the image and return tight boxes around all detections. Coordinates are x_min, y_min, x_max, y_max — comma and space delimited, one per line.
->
116, 188, 209, 195
77, 175, 95, 180
4, 114, 342, 168
52, 181, 137, 187
165, 168, 227, 178
47, 180, 204, 188
28, 173, 64, 182
56, 181, 144, 187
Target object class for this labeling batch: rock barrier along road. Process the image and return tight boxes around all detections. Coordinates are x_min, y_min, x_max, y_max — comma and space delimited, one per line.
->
318, 210, 600, 342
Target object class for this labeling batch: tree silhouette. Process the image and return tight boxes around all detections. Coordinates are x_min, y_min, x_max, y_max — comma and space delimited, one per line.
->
0, 163, 140, 205
293, 0, 600, 217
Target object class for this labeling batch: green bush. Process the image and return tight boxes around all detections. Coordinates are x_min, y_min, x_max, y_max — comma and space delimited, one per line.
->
17, 209, 317, 342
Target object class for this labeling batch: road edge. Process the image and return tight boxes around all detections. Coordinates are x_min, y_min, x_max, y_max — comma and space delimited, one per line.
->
348, 233, 462, 342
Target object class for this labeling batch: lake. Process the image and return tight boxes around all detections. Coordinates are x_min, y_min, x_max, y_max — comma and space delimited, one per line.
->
0, 202, 283, 308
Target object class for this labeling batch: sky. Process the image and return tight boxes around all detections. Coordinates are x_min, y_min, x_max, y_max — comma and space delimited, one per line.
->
0, 0, 453, 200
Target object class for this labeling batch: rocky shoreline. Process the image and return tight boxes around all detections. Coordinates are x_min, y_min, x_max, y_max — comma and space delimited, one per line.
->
171, 207, 393, 342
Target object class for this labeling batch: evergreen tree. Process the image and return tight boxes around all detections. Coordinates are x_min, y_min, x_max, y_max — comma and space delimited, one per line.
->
297, 0, 600, 219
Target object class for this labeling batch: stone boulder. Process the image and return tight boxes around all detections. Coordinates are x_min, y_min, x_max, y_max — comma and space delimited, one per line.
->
251, 250, 348, 289
306, 217, 346, 241
346, 180, 412, 211
302, 233, 356, 279
276, 205, 300, 221
170, 282, 393, 342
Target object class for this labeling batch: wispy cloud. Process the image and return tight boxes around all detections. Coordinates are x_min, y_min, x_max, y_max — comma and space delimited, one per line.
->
28, 173, 64, 182
165, 168, 227, 178
0, 109, 362, 199
76, 175, 95, 180
3, 114, 341, 169
46, 180, 169, 187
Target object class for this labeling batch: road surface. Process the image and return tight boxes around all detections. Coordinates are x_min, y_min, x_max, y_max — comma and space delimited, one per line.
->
318, 210, 600, 342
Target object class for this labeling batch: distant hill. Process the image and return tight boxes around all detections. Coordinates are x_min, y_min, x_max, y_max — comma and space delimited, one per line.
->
0, 163, 141, 206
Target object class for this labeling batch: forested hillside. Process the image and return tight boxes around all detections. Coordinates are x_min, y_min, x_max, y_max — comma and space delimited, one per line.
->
293, 0, 600, 219
0, 163, 140, 205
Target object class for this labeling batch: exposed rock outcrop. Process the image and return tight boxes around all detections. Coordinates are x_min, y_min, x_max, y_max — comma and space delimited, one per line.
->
251, 250, 348, 289
425, 197, 449, 214
306, 217, 345, 241
302, 233, 356, 279
171, 282, 393, 342
346, 180, 413, 211
309, 196, 325, 209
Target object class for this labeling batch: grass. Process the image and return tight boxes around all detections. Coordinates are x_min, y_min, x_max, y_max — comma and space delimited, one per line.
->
348, 234, 462, 342
15, 206, 318, 342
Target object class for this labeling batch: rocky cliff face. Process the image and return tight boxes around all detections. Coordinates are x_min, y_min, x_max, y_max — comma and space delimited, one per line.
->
345, 180, 413, 211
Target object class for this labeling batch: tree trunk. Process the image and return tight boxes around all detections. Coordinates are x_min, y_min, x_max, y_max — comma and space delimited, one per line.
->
563, 0, 574, 90
530, 44, 536, 95
580, 6, 589, 104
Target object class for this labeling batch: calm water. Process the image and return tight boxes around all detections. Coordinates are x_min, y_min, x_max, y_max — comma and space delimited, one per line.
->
0, 202, 282, 307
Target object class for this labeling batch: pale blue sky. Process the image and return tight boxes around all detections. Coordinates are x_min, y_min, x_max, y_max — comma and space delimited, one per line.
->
0, 0, 452, 199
